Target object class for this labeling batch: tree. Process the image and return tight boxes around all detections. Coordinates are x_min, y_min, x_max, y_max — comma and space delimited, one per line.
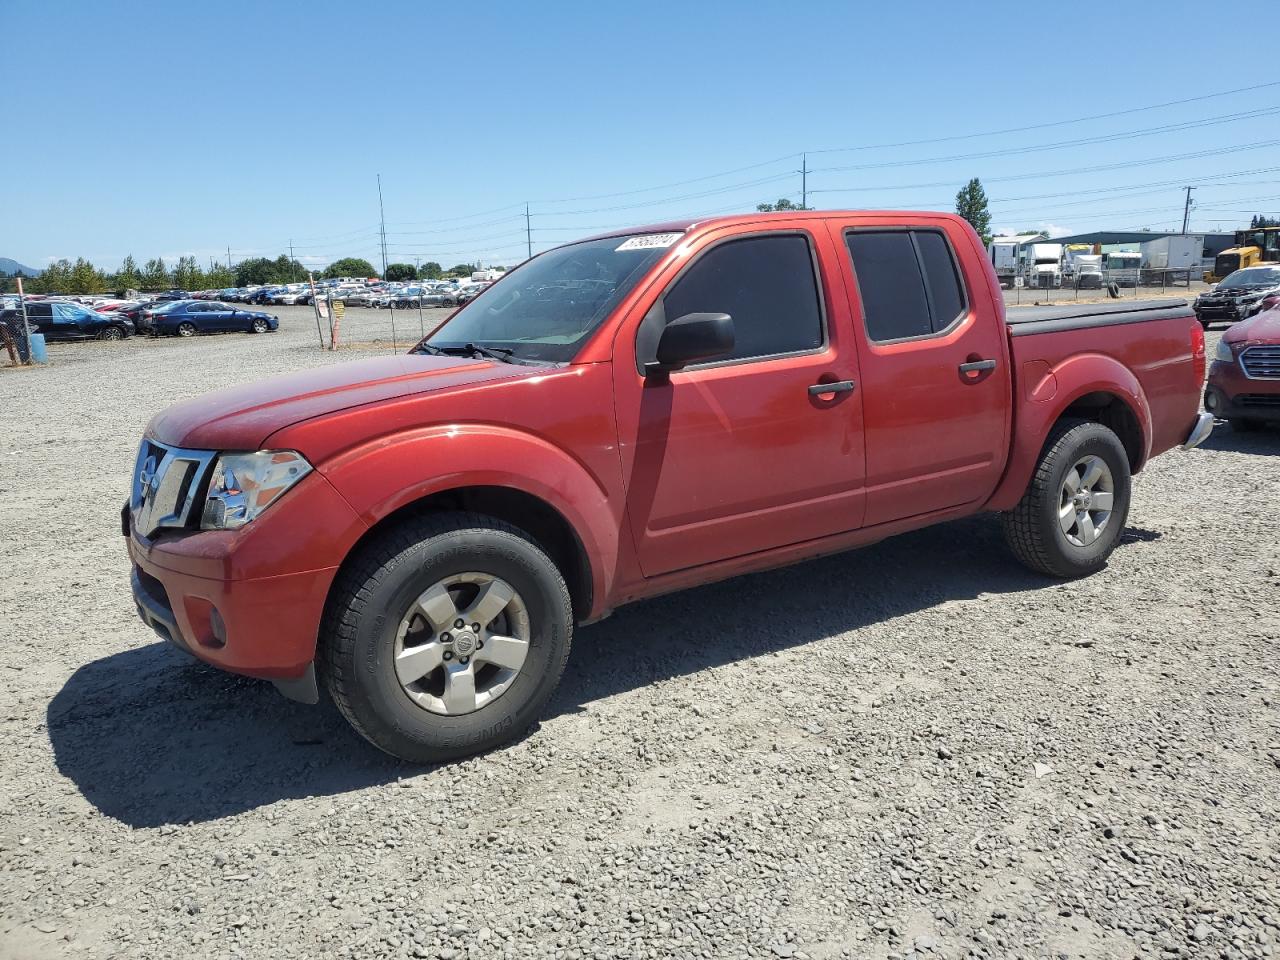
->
322, 257, 378, 280
114, 255, 142, 291
172, 255, 205, 291
1251, 214, 1279, 228
419, 261, 443, 280
271, 254, 308, 283
756, 198, 807, 212
447, 263, 477, 278
68, 258, 107, 295
205, 264, 235, 289
141, 257, 170, 290
954, 177, 992, 246
31, 259, 73, 294
385, 263, 417, 282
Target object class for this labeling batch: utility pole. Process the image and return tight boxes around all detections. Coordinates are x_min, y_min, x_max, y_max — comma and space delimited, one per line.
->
525, 203, 532, 260
377, 174, 388, 278
288, 239, 295, 263
227, 246, 232, 270
1181, 186, 1195, 235
800, 153, 808, 210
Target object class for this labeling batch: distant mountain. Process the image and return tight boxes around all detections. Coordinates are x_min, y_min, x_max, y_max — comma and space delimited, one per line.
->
0, 257, 41, 276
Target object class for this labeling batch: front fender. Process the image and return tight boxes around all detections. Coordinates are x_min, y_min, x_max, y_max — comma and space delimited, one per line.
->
317, 424, 621, 615
985, 352, 1152, 512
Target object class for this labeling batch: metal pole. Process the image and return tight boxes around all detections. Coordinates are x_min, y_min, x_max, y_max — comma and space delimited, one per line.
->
377, 174, 388, 279
16, 276, 33, 365
1181, 187, 1195, 235
525, 203, 532, 260
801, 153, 808, 210
418, 300, 425, 339
308, 273, 325, 349
389, 302, 397, 353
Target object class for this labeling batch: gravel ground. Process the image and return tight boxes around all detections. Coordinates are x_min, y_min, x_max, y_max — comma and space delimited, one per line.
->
1, 304, 1277, 960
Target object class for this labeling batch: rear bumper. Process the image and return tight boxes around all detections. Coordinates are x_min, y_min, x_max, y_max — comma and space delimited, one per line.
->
1180, 411, 1215, 449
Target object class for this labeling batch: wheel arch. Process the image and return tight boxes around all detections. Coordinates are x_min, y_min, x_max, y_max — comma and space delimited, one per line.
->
328, 484, 596, 624
986, 353, 1151, 512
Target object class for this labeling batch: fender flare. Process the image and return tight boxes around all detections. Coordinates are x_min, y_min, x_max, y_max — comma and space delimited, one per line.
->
986, 352, 1152, 512
318, 424, 621, 614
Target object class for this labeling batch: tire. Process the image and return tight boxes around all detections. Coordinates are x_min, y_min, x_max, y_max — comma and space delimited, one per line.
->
251, 318, 270, 334
176, 322, 197, 338
1003, 419, 1132, 578
320, 512, 573, 763
98, 325, 126, 341
1230, 418, 1261, 432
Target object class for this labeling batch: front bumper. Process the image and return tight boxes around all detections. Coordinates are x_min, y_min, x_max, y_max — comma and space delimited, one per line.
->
1206, 359, 1280, 422
123, 468, 367, 702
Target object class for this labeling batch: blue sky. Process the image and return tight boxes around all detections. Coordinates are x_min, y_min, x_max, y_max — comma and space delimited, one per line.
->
8, 0, 1278, 273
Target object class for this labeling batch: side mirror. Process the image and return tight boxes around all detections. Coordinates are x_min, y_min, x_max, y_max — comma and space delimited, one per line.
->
647, 312, 734, 376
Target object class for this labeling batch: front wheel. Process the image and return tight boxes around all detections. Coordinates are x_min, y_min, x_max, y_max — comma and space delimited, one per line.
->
1003, 419, 1132, 578
98, 325, 126, 341
176, 322, 197, 338
251, 318, 270, 333
320, 512, 573, 763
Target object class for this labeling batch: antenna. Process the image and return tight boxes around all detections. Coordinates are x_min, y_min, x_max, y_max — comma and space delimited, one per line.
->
377, 174, 388, 278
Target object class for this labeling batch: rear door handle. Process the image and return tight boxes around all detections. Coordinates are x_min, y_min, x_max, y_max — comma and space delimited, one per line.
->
808, 379, 856, 396
959, 359, 997, 375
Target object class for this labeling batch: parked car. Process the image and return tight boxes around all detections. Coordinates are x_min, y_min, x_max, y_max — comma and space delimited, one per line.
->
125, 211, 1210, 764
420, 287, 458, 307
144, 300, 278, 337
1193, 265, 1280, 329
151, 289, 190, 302
1204, 304, 1280, 431
2, 300, 134, 340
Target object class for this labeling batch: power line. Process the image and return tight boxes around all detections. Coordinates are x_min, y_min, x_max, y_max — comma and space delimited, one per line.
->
806, 80, 1280, 156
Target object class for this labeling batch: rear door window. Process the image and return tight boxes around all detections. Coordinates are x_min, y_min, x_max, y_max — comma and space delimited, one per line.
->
662, 234, 824, 363
845, 229, 968, 342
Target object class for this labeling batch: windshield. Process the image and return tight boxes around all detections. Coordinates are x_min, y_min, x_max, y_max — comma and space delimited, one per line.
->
1219, 267, 1280, 289
418, 233, 677, 363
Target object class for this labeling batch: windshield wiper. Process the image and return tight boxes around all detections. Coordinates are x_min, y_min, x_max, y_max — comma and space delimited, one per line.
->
414, 341, 541, 365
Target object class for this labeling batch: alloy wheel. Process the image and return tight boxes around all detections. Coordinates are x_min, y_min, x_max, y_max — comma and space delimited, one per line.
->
1058, 455, 1115, 547
393, 573, 531, 716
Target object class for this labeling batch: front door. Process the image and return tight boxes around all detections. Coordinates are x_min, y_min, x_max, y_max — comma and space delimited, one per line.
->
829, 219, 1011, 527
614, 227, 866, 578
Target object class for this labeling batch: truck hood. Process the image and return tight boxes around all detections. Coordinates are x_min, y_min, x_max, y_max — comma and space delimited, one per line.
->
148, 353, 528, 451
1224, 306, 1280, 345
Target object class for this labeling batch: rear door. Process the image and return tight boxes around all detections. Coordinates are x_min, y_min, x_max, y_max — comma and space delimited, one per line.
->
613, 226, 867, 577
830, 219, 1011, 527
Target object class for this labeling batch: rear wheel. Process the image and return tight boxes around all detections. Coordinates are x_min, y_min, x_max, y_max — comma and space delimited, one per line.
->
320, 512, 573, 763
176, 322, 197, 338
1003, 419, 1132, 578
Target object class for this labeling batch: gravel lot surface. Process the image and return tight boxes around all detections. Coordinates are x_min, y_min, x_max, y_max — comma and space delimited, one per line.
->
1, 304, 1277, 960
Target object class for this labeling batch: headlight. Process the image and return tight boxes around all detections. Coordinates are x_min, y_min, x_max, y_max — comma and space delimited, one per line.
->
1214, 339, 1234, 363
200, 450, 312, 529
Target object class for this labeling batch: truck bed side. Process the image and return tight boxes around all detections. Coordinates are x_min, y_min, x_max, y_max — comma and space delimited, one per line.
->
986, 299, 1204, 512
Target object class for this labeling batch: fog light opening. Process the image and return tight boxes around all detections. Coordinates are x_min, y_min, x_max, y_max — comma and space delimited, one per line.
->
209, 606, 227, 648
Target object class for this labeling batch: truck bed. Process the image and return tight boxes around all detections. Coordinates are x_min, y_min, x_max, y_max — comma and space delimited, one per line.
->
1005, 298, 1192, 336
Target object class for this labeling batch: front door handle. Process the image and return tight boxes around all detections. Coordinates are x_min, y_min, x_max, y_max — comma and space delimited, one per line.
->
808, 379, 856, 396
959, 359, 997, 377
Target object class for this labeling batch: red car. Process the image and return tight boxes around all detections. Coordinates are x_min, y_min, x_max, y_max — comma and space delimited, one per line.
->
125, 211, 1210, 762
1205, 306, 1280, 430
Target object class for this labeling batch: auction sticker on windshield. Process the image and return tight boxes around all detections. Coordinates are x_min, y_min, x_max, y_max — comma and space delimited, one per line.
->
616, 233, 683, 251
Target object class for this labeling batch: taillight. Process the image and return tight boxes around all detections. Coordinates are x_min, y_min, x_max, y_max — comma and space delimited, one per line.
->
1191, 321, 1206, 386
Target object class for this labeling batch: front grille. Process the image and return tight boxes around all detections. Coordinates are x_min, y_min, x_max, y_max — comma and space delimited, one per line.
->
1241, 345, 1280, 379
130, 439, 218, 537
1237, 394, 1280, 408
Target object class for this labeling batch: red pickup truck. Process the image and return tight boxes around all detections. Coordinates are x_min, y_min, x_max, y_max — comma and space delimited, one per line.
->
126, 211, 1212, 762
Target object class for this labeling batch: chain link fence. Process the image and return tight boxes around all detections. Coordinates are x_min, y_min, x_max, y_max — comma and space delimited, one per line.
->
1, 293, 35, 365
1002, 267, 1208, 306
